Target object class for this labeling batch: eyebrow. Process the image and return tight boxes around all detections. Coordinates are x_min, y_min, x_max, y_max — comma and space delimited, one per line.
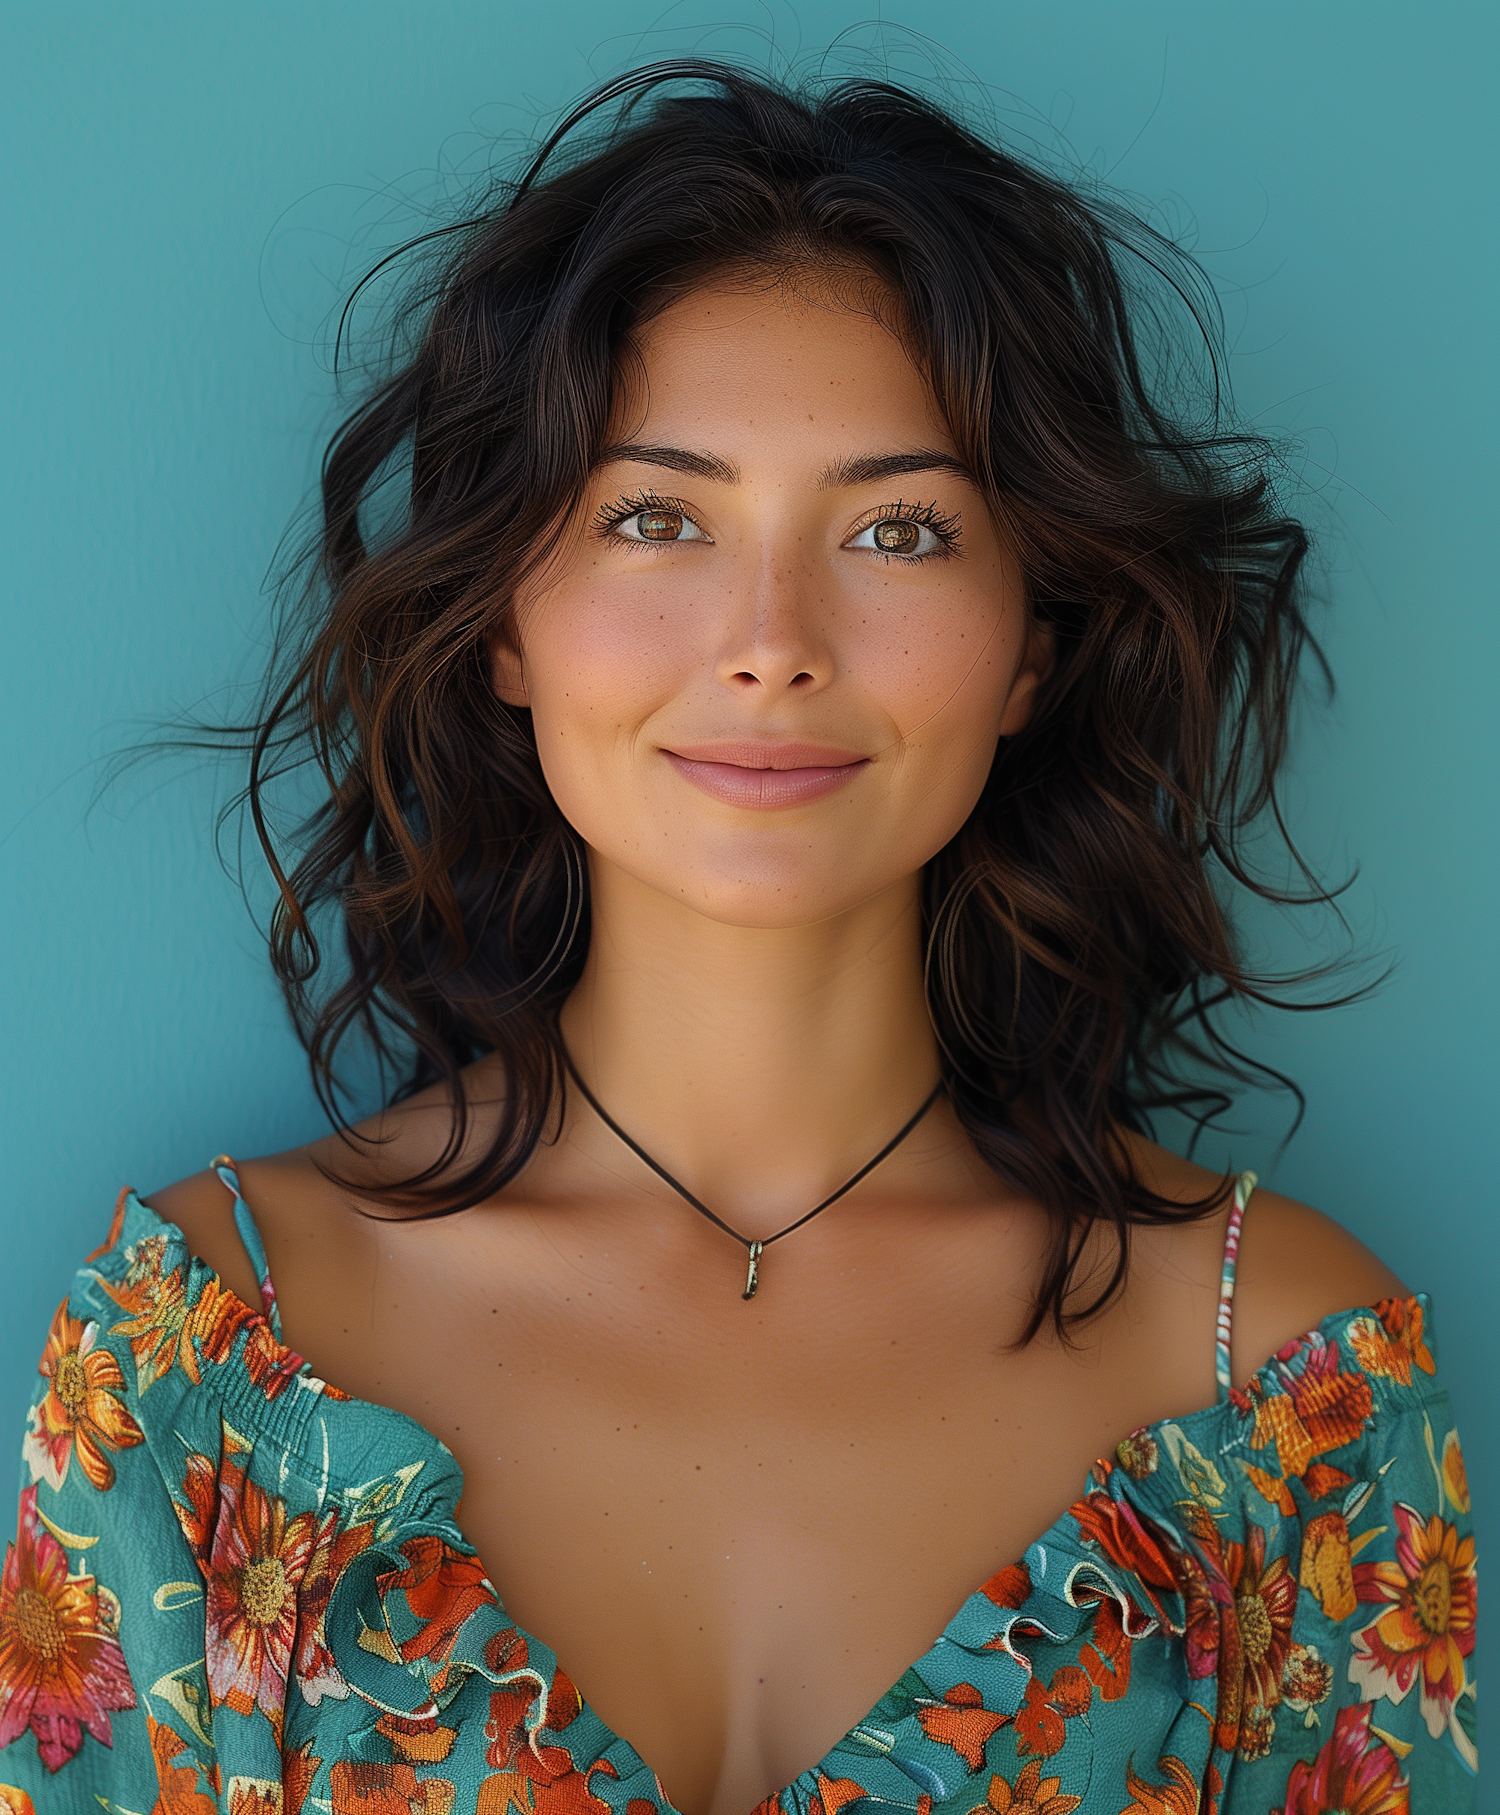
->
593, 443, 975, 491
817, 449, 975, 490
594, 443, 740, 484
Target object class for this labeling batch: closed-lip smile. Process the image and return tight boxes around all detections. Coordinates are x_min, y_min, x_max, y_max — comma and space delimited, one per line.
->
662, 741, 871, 809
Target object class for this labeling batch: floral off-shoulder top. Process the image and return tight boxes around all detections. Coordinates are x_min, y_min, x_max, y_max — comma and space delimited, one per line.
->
0, 1165, 1478, 1814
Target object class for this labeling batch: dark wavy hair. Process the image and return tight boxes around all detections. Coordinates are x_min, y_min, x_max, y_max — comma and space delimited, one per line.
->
238, 59, 1336, 1340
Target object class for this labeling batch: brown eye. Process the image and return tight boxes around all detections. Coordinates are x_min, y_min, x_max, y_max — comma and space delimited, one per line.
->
873, 519, 921, 554
607, 502, 709, 545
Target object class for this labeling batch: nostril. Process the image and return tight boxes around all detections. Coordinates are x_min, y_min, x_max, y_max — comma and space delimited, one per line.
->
790, 672, 815, 687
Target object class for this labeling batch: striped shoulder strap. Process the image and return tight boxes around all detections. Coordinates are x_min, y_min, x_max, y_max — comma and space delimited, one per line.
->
210, 1154, 284, 1342
1214, 1170, 1258, 1402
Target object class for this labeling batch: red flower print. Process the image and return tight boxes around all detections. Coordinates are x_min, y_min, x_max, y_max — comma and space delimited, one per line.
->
916, 1681, 1010, 1768
1347, 1299, 1435, 1387
1226, 1524, 1297, 1716
1349, 1500, 1476, 1739
1013, 1667, 1093, 1760
968, 1759, 1081, 1814
331, 1759, 456, 1813
22, 1304, 143, 1492
478, 1682, 617, 1815
980, 1561, 1032, 1609
1077, 1590, 1134, 1701
1067, 1492, 1185, 1625
373, 1534, 500, 1690
0, 1487, 135, 1772
1277, 1702, 1409, 1814
293, 1506, 377, 1705
147, 1713, 217, 1814
174, 1443, 316, 1737
1179, 1517, 1296, 1754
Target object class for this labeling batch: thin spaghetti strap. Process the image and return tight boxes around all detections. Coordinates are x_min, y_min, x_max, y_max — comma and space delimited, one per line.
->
1214, 1170, 1258, 1402
210, 1154, 284, 1342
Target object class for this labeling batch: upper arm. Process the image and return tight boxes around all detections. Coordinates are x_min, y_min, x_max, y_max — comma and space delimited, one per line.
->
141, 1169, 264, 1310
1231, 1185, 1409, 1385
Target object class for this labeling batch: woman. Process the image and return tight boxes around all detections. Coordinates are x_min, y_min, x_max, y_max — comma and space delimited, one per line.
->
0, 61, 1475, 1815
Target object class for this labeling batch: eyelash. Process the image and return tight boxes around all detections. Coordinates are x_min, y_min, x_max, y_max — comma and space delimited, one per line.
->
590, 487, 690, 542
849, 497, 963, 563
591, 489, 963, 561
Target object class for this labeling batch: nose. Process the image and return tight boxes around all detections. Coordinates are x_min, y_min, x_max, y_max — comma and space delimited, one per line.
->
713, 544, 832, 696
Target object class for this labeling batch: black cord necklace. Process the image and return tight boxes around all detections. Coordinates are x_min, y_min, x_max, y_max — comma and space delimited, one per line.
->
562, 1053, 944, 1299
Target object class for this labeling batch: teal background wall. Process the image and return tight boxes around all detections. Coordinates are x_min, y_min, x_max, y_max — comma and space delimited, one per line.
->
4, 0, 1495, 1718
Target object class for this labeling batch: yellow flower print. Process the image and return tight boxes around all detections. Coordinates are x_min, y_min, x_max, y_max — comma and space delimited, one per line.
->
1299, 1510, 1357, 1622
1441, 1430, 1469, 1514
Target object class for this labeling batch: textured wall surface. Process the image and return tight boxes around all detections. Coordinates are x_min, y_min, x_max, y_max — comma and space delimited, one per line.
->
4, 0, 1495, 1676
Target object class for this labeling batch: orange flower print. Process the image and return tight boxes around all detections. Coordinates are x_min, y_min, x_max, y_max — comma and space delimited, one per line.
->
0, 1786, 36, 1815
969, 1758, 1081, 1814
1298, 1511, 1357, 1622
1119, 1754, 1200, 1815
22, 1304, 143, 1492
917, 1681, 1010, 1767
174, 1443, 316, 1736
1240, 1334, 1373, 1509
0, 1487, 135, 1772
1349, 1501, 1476, 1739
478, 1679, 617, 1815
107, 1244, 255, 1394
1280, 1642, 1334, 1716
283, 1739, 322, 1815
1347, 1298, 1435, 1388
331, 1759, 456, 1813
147, 1712, 217, 1813
1279, 1702, 1409, 1814
807, 1774, 870, 1815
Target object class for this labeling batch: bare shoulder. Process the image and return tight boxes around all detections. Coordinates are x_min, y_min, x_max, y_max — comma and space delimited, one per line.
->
1230, 1176, 1409, 1377
140, 1060, 503, 1316
1120, 1132, 1409, 1384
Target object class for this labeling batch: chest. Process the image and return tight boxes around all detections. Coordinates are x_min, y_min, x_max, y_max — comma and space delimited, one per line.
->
273, 1199, 1219, 1815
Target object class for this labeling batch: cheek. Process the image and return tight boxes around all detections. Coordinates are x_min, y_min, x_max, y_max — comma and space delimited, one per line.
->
520, 571, 694, 799
852, 580, 1018, 751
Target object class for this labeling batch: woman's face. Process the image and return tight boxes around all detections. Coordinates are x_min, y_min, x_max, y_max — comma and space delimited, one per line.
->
497, 279, 1049, 929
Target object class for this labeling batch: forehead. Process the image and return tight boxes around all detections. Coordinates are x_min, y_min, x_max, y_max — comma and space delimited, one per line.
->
614, 282, 955, 457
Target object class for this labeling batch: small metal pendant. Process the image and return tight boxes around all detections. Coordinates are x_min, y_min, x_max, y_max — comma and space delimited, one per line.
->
742, 1241, 764, 1300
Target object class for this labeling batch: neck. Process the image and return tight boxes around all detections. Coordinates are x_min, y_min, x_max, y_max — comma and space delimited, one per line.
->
557, 855, 943, 1232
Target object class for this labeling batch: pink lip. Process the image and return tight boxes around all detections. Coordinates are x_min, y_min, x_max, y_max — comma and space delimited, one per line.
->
664, 741, 871, 810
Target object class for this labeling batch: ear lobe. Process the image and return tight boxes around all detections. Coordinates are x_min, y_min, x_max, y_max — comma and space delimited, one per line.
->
997, 618, 1056, 737
489, 624, 529, 707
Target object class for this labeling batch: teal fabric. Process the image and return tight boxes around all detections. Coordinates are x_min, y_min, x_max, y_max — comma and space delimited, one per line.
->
0, 1180, 1478, 1813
